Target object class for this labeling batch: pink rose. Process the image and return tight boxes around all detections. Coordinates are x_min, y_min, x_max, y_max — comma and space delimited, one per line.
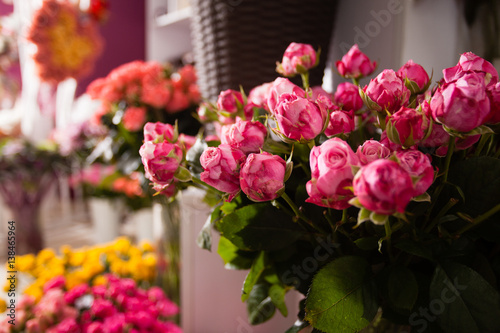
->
140, 141, 183, 188
91, 298, 116, 319
363, 69, 411, 113
335, 44, 377, 79
273, 93, 328, 142
25, 319, 41, 333
353, 159, 414, 215
333, 82, 364, 112
312, 86, 335, 110
306, 138, 358, 209
324, 109, 355, 137
386, 106, 430, 147
278, 42, 317, 76
64, 284, 89, 305
143, 122, 175, 142
200, 144, 247, 200
122, 106, 147, 132
356, 139, 392, 165
86, 322, 105, 333
486, 81, 500, 124
247, 82, 272, 110
43, 276, 65, 292
47, 318, 79, 333
397, 59, 430, 93
395, 150, 434, 196
240, 152, 286, 202
430, 72, 490, 132
266, 77, 305, 113
156, 299, 180, 317
217, 89, 244, 114
220, 120, 268, 154
178, 133, 197, 151
443, 52, 498, 85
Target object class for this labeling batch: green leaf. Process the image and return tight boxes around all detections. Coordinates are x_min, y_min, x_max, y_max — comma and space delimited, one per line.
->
285, 320, 310, 333
196, 216, 212, 251
354, 237, 379, 251
412, 192, 431, 202
247, 284, 276, 325
430, 262, 500, 333
370, 212, 389, 225
388, 266, 418, 311
242, 252, 267, 302
217, 236, 255, 270
395, 239, 433, 261
305, 256, 373, 333
357, 207, 371, 225
216, 203, 303, 251
269, 284, 288, 316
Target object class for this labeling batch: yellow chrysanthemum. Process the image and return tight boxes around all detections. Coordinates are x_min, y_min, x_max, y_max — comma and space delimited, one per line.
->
92, 275, 108, 286
0, 298, 6, 313
15, 254, 36, 272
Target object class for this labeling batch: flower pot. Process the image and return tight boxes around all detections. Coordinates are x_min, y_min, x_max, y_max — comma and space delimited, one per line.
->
88, 197, 124, 244
130, 206, 155, 243
190, 0, 338, 101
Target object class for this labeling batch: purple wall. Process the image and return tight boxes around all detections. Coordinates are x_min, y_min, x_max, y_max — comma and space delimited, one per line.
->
77, 0, 146, 95
0, 2, 12, 15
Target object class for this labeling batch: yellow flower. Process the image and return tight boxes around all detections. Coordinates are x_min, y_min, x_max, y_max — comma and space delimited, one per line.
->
112, 237, 131, 255
140, 241, 155, 253
16, 254, 36, 272
0, 298, 6, 313
24, 283, 44, 303
92, 275, 107, 286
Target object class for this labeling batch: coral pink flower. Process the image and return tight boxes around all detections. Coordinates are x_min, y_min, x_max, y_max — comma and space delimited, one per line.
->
122, 106, 147, 132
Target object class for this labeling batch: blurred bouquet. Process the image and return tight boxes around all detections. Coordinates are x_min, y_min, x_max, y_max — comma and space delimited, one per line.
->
0, 137, 71, 254
2, 237, 158, 302
139, 42, 500, 332
0, 274, 181, 333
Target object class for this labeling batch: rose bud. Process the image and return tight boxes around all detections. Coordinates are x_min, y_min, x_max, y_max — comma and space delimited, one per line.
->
361, 69, 411, 114
140, 141, 183, 188
221, 120, 268, 154
200, 144, 247, 200
356, 139, 392, 165
266, 77, 305, 113
333, 82, 364, 112
240, 152, 286, 202
324, 109, 355, 137
395, 150, 435, 196
353, 159, 415, 216
336, 44, 377, 80
277, 42, 318, 76
312, 86, 335, 110
306, 137, 359, 209
386, 106, 430, 147
217, 89, 245, 123
430, 72, 490, 133
443, 51, 499, 85
143, 122, 176, 142
397, 59, 430, 94
273, 93, 328, 142
248, 82, 272, 109
486, 81, 500, 124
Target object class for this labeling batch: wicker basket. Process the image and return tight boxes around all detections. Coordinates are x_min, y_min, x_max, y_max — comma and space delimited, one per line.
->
190, 0, 338, 101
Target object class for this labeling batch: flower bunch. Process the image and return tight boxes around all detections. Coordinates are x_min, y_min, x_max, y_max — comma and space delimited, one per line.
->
27, 0, 104, 84
0, 274, 181, 333
142, 42, 500, 332
3, 237, 157, 303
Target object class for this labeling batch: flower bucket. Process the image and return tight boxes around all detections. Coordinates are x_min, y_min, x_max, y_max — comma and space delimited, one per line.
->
190, 0, 338, 101
131, 206, 155, 243
88, 197, 124, 244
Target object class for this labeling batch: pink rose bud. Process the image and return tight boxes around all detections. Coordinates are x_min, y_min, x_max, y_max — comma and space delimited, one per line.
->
240, 152, 286, 202
221, 120, 268, 154
143, 122, 175, 142
486, 81, 500, 124
140, 141, 183, 188
248, 82, 272, 110
306, 137, 359, 209
397, 59, 430, 93
430, 72, 490, 133
395, 150, 434, 196
43, 276, 65, 292
200, 144, 247, 200
443, 52, 499, 85
178, 133, 197, 151
312, 86, 335, 110
386, 106, 430, 147
266, 77, 305, 113
335, 44, 377, 79
324, 109, 355, 137
333, 82, 364, 112
91, 299, 117, 319
353, 159, 414, 215
197, 102, 219, 122
217, 89, 245, 114
278, 42, 317, 76
122, 106, 147, 132
362, 69, 411, 114
356, 139, 392, 165
273, 93, 328, 142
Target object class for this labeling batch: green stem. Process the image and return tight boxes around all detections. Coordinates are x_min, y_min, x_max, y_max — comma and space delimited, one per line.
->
424, 198, 459, 233
352, 78, 359, 86
474, 133, 491, 157
442, 136, 455, 183
384, 220, 395, 263
281, 192, 322, 233
455, 203, 500, 235
301, 72, 310, 93
190, 177, 223, 195
341, 208, 348, 225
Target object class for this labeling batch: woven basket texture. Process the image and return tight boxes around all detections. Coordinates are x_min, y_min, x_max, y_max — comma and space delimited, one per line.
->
190, 0, 338, 101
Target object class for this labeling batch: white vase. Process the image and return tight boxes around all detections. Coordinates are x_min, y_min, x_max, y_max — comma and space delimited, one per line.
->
131, 207, 155, 243
178, 187, 302, 333
88, 197, 124, 244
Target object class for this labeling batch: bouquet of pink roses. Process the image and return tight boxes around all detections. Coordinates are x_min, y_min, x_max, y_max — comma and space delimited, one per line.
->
139, 42, 500, 332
